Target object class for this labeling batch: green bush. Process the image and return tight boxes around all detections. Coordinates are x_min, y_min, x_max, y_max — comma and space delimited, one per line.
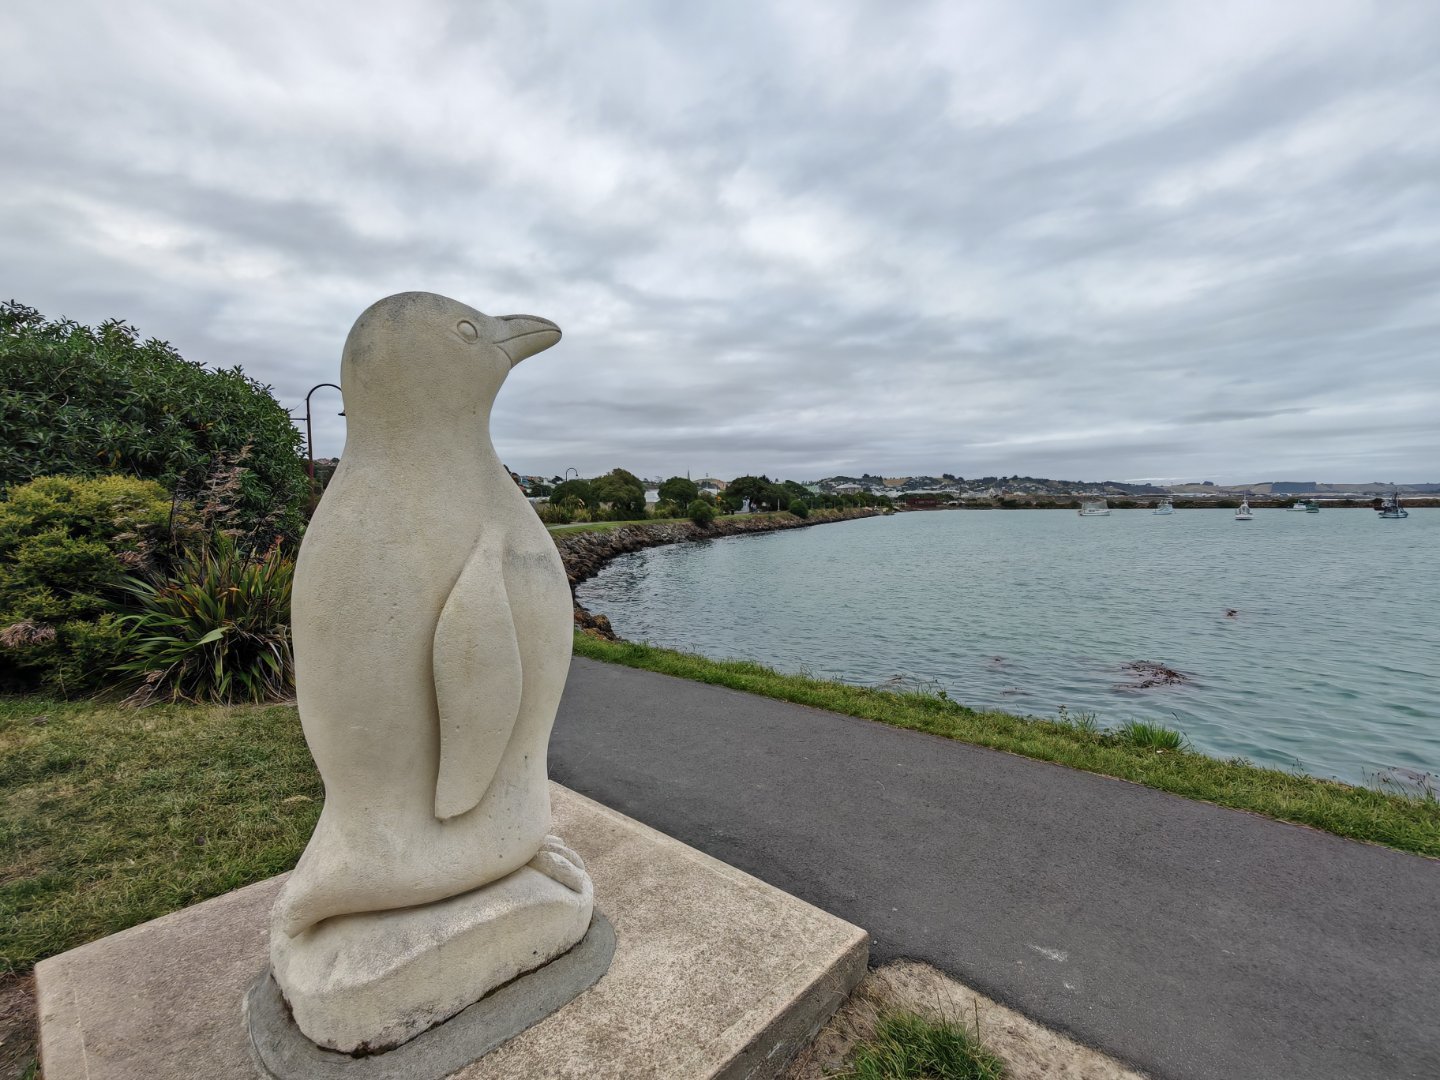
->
658, 476, 699, 506
727, 475, 782, 512
115, 535, 295, 704
651, 499, 684, 519
536, 503, 573, 525
0, 301, 308, 540
688, 499, 715, 527
789, 498, 810, 518
549, 479, 598, 510
593, 468, 647, 519
0, 475, 172, 692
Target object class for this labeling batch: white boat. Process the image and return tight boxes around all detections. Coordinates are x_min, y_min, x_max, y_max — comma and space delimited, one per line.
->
1378, 489, 1409, 519
1078, 498, 1111, 517
1153, 498, 1174, 515
1235, 497, 1254, 521
1287, 500, 1312, 512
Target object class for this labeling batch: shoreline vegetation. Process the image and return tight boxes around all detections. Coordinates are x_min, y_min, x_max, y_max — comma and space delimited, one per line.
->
559, 512, 1440, 859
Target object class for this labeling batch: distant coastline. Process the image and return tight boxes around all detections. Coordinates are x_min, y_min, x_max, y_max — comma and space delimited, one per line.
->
890, 496, 1440, 511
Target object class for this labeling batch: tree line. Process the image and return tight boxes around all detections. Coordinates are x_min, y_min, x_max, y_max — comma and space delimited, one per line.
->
534, 471, 890, 526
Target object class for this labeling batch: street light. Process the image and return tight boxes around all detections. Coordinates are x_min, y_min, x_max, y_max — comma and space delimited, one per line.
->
304, 383, 344, 485
565, 467, 578, 481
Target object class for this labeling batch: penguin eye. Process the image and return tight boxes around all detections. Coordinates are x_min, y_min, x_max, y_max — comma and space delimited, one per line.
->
456, 320, 479, 343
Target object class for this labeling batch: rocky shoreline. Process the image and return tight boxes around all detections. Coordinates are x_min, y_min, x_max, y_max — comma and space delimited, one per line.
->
553, 508, 885, 639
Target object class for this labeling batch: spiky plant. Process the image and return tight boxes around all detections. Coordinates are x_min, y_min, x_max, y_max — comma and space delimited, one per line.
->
116, 534, 294, 703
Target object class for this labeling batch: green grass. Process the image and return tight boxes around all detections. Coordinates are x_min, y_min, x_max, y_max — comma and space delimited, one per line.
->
842, 1012, 1006, 1080
1115, 719, 1187, 751
573, 635, 1440, 858
0, 696, 320, 974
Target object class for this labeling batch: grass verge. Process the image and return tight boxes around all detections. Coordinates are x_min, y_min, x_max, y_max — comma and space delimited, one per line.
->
573, 635, 1440, 858
0, 696, 319, 975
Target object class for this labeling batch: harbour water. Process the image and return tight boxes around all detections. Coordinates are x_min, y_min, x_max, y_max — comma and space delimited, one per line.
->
577, 508, 1440, 786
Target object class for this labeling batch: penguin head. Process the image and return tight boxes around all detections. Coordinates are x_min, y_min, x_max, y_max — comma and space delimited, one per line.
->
339, 291, 561, 438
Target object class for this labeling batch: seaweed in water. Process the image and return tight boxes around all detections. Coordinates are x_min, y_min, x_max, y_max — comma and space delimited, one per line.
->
1119, 660, 1189, 689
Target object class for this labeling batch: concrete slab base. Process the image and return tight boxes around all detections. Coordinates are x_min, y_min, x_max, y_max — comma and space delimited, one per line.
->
246, 913, 616, 1080
36, 784, 868, 1080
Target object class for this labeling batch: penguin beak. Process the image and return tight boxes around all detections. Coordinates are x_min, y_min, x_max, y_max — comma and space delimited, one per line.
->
496, 314, 562, 367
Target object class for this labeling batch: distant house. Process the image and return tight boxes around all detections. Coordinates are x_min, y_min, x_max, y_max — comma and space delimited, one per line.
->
696, 477, 728, 491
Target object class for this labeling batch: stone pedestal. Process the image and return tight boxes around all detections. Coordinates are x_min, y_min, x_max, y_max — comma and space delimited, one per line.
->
270, 859, 595, 1054
36, 784, 869, 1080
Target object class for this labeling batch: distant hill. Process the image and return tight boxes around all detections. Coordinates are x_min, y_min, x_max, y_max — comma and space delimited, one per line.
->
1173, 480, 1440, 496
813, 475, 1169, 496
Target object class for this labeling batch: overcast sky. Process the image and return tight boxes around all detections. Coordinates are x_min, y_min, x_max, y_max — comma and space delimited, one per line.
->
4, 1, 1438, 483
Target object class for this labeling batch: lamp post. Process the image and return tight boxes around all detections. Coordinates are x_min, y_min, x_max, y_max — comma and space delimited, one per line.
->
305, 383, 344, 486
565, 467, 578, 481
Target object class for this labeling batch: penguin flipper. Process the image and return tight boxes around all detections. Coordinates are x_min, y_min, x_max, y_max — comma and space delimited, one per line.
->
432, 547, 523, 821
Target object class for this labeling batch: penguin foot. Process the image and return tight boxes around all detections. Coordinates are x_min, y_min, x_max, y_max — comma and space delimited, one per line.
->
527, 833, 588, 893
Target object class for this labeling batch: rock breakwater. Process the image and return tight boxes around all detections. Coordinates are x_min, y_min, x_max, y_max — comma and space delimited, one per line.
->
554, 509, 883, 639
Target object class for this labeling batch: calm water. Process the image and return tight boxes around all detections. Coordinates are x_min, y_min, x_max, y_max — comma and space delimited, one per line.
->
578, 508, 1440, 785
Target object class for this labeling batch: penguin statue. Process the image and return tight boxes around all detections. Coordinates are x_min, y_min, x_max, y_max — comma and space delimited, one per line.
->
263, 293, 596, 1053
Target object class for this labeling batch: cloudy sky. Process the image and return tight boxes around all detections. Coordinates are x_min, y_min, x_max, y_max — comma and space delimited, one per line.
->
5, 1, 1438, 483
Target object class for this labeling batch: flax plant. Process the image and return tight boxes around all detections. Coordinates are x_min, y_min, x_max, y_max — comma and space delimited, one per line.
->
116, 534, 295, 703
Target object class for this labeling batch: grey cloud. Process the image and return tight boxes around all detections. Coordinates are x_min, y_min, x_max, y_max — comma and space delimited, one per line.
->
3, 0, 1439, 482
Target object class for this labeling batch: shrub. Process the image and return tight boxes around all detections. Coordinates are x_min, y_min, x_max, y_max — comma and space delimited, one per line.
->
789, 498, 810, 518
688, 499, 715, 527
0, 301, 308, 540
549, 479, 598, 510
658, 476, 699, 506
651, 499, 684, 519
593, 468, 647, 519
115, 535, 295, 703
0, 475, 172, 692
727, 475, 782, 512
536, 503, 573, 525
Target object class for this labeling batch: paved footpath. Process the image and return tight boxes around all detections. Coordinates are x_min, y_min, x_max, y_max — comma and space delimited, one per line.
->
550, 658, 1440, 1080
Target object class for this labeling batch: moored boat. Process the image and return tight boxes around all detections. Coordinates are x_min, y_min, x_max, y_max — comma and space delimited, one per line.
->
1153, 497, 1174, 515
1377, 489, 1409, 519
1078, 498, 1111, 517
1235, 497, 1254, 521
